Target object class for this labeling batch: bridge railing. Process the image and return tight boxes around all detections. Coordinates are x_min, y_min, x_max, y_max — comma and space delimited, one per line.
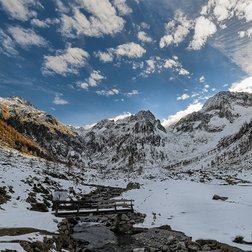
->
52, 198, 134, 216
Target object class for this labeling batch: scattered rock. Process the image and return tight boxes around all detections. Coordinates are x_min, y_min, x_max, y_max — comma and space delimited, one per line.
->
127, 182, 141, 190
212, 194, 228, 201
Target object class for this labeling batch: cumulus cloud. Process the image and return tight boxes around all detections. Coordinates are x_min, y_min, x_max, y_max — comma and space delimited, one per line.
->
78, 70, 105, 89
160, 10, 193, 48
137, 31, 152, 43
53, 93, 69, 105
77, 82, 89, 90
59, 0, 125, 38
164, 58, 179, 69
8, 26, 47, 48
94, 51, 113, 62
114, 42, 146, 58
96, 88, 120, 96
0, 0, 37, 21
229, 76, 252, 93
177, 93, 190, 100
111, 0, 132, 15
238, 28, 252, 38
0, 29, 18, 56
189, 16, 217, 50
178, 68, 190, 75
96, 42, 146, 62
162, 102, 203, 127
138, 57, 163, 77
201, 0, 252, 23
43, 47, 89, 75
136, 56, 190, 78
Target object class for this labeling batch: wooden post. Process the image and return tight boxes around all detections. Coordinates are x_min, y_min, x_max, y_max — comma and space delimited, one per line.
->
55, 201, 59, 216
114, 202, 117, 212
77, 202, 80, 215
130, 200, 133, 212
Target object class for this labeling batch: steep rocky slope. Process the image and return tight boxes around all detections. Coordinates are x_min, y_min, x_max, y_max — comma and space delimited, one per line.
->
0, 91, 252, 174
0, 97, 84, 164
75, 110, 168, 172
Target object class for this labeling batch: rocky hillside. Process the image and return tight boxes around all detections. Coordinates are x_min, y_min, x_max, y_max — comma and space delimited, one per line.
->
0, 97, 84, 165
0, 91, 252, 174
75, 110, 168, 172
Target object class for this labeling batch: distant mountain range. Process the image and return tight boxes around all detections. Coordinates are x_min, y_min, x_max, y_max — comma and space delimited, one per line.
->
0, 91, 252, 176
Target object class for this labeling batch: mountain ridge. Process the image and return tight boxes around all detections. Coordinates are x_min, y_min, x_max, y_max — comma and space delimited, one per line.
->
0, 91, 252, 176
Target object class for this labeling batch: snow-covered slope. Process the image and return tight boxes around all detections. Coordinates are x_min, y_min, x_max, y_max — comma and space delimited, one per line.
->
74, 91, 252, 175
0, 91, 252, 176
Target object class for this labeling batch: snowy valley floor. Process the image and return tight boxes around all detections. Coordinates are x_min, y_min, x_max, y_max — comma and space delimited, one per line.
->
1, 147, 252, 251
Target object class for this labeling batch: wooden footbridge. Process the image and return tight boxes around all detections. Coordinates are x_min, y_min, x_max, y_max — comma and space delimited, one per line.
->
52, 198, 134, 217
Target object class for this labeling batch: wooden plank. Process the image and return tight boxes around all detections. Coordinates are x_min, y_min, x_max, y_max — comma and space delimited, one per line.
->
52, 198, 134, 216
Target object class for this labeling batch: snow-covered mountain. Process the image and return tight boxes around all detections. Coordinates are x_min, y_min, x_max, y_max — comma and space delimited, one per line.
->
1, 91, 252, 251
0, 91, 252, 175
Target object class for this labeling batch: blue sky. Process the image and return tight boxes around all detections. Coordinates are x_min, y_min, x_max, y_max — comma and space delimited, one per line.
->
0, 0, 251, 126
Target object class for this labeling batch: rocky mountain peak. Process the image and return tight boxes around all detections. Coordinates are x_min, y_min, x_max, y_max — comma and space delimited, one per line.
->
174, 91, 252, 133
8, 96, 33, 106
202, 91, 252, 112
133, 110, 156, 122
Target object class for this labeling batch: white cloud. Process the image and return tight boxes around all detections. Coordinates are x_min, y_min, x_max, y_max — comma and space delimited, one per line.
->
177, 93, 190, 100
189, 16, 217, 50
136, 56, 190, 78
0, 0, 37, 21
236, 1, 252, 22
8, 26, 47, 48
77, 70, 105, 90
53, 93, 69, 105
137, 31, 152, 43
164, 58, 179, 69
111, 0, 132, 15
60, 0, 125, 38
31, 18, 59, 28
114, 42, 146, 58
203, 84, 210, 92
199, 75, 205, 82
0, 29, 18, 56
31, 19, 48, 28
201, 0, 252, 23
109, 112, 132, 121
238, 28, 252, 38
229, 76, 252, 93
162, 102, 203, 127
127, 90, 139, 96
96, 88, 120, 96
160, 10, 193, 48
77, 82, 89, 90
178, 68, 190, 75
87, 70, 105, 87
95, 42, 146, 63
43, 47, 89, 76
54, 0, 69, 13
94, 51, 114, 62
138, 57, 164, 77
